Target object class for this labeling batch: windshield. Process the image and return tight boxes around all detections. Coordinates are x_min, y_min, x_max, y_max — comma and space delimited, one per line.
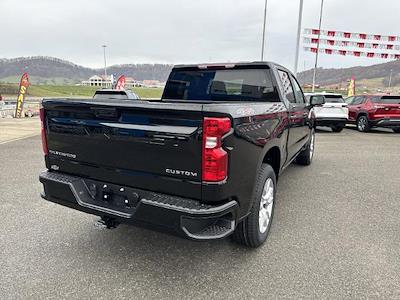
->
163, 68, 280, 102
372, 96, 400, 104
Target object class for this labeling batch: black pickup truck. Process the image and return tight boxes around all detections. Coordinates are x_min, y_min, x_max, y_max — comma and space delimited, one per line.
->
39, 62, 319, 247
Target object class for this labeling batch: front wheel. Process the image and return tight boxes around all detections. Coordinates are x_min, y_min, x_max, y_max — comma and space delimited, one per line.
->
357, 115, 370, 132
232, 164, 276, 248
296, 129, 315, 166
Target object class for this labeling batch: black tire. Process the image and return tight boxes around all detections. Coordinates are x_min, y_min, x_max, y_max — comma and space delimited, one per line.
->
296, 128, 315, 166
357, 115, 370, 132
393, 128, 400, 133
331, 126, 344, 133
232, 164, 276, 248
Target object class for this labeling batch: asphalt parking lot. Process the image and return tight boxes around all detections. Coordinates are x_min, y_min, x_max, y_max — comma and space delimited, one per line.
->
0, 128, 399, 299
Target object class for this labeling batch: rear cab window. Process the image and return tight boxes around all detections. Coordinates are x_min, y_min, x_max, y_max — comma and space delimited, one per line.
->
94, 91, 129, 100
323, 95, 344, 103
162, 66, 280, 102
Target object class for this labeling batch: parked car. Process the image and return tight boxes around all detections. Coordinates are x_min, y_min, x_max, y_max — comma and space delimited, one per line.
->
346, 95, 400, 132
24, 107, 40, 117
39, 62, 318, 248
305, 93, 348, 132
93, 89, 140, 100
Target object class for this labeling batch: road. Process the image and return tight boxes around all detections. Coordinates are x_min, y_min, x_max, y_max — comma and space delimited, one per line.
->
0, 128, 399, 299
0, 117, 40, 144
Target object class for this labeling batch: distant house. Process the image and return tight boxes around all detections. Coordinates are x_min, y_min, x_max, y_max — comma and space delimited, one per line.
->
81, 75, 140, 88
141, 80, 166, 88
124, 77, 141, 88
81, 75, 112, 88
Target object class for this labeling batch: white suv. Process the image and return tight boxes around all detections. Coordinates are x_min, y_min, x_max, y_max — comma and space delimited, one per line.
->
305, 93, 349, 132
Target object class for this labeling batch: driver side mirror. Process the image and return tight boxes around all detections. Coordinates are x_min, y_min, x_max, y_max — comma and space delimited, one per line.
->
310, 95, 325, 106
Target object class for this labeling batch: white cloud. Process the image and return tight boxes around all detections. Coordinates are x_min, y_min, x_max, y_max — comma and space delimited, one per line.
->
0, 0, 399, 71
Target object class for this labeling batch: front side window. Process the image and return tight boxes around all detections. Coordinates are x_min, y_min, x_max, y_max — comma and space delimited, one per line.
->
163, 68, 279, 102
352, 96, 365, 105
345, 96, 354, 104
277, 70, 295, 103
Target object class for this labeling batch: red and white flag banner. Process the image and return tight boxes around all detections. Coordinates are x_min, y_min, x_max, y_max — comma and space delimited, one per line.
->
304, 28, 400, 42
303, 37, 400, 51
303, 46, 400, 59
115, 75, 126, 90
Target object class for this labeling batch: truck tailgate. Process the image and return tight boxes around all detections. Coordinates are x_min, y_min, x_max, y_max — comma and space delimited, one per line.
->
43, 99, 204, 199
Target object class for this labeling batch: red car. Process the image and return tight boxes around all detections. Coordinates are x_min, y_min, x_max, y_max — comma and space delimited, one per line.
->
346, 95, 400, 133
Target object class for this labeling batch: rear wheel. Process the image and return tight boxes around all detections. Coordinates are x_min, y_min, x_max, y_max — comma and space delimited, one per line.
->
393, 128, 400, 133
331, 125, 344, 133
357, 115, 370, 132
232, 164, 276, 248
296, 129, 315, 166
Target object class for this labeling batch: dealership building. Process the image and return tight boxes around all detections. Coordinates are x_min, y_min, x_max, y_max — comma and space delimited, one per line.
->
81, 75, 139, 88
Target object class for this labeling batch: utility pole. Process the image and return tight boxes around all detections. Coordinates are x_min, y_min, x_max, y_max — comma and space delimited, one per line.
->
388, 69, 393, 89
294, 0, 304, 76
102, 45, 107, 86
261, 0, 268, 61
311, 0, 325, 92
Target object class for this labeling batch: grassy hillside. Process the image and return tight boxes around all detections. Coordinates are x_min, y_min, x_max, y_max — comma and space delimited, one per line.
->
298, 59, 400, 88
0, 75, 77, 85
0, 56, 172, 82
0, 83, 163, 99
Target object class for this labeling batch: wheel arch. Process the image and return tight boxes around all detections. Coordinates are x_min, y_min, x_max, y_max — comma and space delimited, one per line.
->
356, 111, 368, 120
262, 146, 281, 181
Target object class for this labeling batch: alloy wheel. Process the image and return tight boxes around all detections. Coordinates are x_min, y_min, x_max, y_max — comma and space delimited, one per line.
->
358, 117, 367, 131
259, 178, 274, 234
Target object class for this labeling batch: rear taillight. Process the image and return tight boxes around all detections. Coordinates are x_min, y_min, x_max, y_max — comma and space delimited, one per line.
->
202, 117, 231, 182
39, 108, 48, 155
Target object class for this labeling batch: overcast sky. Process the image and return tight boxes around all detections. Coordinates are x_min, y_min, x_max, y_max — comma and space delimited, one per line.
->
1, 0, 399, 71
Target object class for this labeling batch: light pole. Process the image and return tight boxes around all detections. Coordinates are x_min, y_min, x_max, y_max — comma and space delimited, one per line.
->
311, 0, 325, 92
388, 69, 393, 89
102, 45, 107, 85
261, 0, 268, 61
294, 0, 304, 76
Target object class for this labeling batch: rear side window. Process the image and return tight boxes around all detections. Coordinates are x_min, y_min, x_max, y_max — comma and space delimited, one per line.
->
371, 96, 400, 104
290, 75, 305, 104
163, 69, 280, 102
277, 70, 295, 103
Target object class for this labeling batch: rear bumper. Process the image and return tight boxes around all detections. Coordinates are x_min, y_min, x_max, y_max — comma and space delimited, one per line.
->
316, 118, 347, 127
39, 171, 238, 240
370, 118, 400, 128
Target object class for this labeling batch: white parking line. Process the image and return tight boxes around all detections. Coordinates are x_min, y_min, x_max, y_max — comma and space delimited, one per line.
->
0, 133, 40, 145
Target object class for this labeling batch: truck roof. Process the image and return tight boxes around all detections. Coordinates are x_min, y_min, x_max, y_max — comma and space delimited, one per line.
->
173, 61, 286, 71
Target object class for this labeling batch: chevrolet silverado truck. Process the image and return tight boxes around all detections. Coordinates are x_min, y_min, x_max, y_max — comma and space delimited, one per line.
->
39, 62, 318, 247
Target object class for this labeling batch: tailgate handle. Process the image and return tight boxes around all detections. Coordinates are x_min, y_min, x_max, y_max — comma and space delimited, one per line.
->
91, 108, 118, 119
